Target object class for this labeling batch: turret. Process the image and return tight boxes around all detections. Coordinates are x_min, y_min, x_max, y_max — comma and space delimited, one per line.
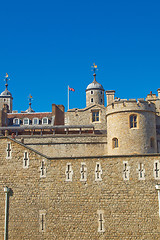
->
0, 73, 13, 112
106, 99, 157, 155
86, 65, 105, 107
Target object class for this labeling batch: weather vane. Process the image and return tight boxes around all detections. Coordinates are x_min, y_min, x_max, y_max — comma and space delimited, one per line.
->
28, 94, 33, 105
4, 73, 10, 89
91, 63, 98, 74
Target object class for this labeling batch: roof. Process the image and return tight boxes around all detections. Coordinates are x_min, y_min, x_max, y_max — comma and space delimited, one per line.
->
1, 89, 12, 97
7, 112, 53, 120
86, 74, 104, 91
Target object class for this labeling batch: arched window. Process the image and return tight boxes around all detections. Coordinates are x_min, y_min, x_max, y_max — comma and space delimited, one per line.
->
42, 117, 48, 125
33, 118, 39, 125
112, 138, 118, 148
150, 137, 155, 148
13, 118, 20, 125
23, 118, 29, 125
130, 114, 137, 128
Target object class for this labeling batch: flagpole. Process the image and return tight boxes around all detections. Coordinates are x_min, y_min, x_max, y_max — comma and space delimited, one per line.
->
68, 85, 69, 110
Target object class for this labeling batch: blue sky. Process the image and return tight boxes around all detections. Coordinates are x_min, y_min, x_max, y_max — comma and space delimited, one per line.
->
0, 0, 160, 112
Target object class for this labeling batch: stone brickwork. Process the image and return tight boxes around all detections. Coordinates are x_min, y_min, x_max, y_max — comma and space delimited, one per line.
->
1, 137, 160, 239
18, 134, 108, 157
86, 89, 104, 107
107, 100, 157, 155
66, 104, 107, 130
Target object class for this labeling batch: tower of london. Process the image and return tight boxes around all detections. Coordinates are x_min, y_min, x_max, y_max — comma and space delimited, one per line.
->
0, 70, 160, 239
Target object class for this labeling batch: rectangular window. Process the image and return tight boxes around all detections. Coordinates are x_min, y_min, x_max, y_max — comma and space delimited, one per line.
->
40, 160, 46, 178
92, 111, 99, 122
80, 163, 87, 181
95, 162, 102, 181
65, 163, 73, 181
154, 161, 160, 179
23, 151, 29, 168
123, 161, 130, 180
130, 115, 137, 128
39, 210, 46, 232
138, 163, 145, 180
97, 210, 105, 232
6, 142, 12, 159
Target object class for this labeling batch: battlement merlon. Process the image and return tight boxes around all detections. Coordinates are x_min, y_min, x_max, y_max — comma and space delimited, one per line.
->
106, 99, 156, 116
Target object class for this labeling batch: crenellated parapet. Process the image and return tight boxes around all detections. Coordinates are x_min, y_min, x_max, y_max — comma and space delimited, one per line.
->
106, 99, 156, 116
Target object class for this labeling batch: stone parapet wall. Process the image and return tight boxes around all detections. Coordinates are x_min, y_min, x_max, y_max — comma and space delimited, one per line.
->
17, 134, 108, 157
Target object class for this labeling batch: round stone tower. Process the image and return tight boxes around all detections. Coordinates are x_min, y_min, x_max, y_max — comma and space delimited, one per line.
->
106, 99, 157, 155
86, 73, 105, 107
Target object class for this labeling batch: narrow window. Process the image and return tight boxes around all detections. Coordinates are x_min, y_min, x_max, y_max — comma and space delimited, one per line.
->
91, 98, 93, 103
92, 111, 99, 122
123, 161, 130, 180
112, 138, 118, 148
138, 163, 145, 180
23, 151, 29, 168
130, 114, 137, 128
150, 137, 154, 148
91, 90, 93, 94
95, 162, 102, 181
80, 163, 87, 181
97, 210, 105, 232
154, 161, 160, 179
6, 142, 12, 159
39, 210, 46, 232
65, 163, 73, 181
40, 160, 46, 178
101, 99, 102, 103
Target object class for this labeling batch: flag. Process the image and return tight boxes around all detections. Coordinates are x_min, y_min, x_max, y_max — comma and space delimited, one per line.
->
6, 73, 8, 78
69, 87, 75, 92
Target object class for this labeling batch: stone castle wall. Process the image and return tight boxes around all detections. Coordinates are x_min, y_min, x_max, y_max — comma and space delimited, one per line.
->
0, 137, 160, 239
18, 135, 108, 157
66, 105, 107, 130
